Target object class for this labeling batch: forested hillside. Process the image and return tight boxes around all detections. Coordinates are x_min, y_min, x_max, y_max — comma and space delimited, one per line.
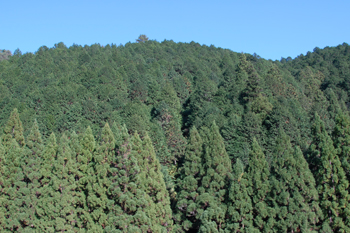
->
0, 41, 350, 232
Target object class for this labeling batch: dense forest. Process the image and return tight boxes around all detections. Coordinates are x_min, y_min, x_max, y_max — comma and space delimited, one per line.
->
0, 39, 350, 232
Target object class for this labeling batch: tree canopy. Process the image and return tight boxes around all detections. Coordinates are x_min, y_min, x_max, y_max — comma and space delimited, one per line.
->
0, 41, 350, 232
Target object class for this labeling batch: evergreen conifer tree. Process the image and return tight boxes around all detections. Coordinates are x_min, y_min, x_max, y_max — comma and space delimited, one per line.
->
88, 123, 115, 231
1, 108, 25, 147
333, 112, 350, 181
74, 127, 97, 231
0, 139, 25, 231
226, 159, 255, 232
0, 110, 26, 231
132, 132, 173, 232
271, 129, 321, 232
107, 125, 154, 232
198, 121, 232, 232
245, 138, 274, 232
154, 102, 186, 165
310, 113, 350, 232
49, 133, 79, 232
36, 132, 58, 231
18, 119, 44, 230
0, 140, 6, 230
174, 126, 205, 232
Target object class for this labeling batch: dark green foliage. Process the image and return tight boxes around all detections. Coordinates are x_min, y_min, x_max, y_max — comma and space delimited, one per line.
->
132, 132, 173, 232
245, 138, 274, 231
107, 124, 154, 232
309, 113, 350, 232
333, 112, 350, 180
175, 126, 205, 232
198, 121, 232, 232
88, 123, 115, 230
36, 132, 58, 231
49, 133, 79, 232
74, 127, 96, 230
153, 101, 186, 165
19, 120, 44, 230
0, 140, 6, 230
270, 129, 321, 232
2, 108, 25, 147
0, 139, 25, 231
226, 159, 255, 232
1, 41, 350, 231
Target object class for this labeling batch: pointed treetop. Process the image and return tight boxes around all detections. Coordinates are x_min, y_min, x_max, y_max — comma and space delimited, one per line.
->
247, 137, 270, 192
274, 128, 293, 154
26, 119, 44, 156
81, 126, 95, 152
56, 133, 74, 175
43, 132, 58, 160
142, 132, 153, 148
2, 108, 25, 147
113, 123, 129, 150
205, 121, 231, 171
184, 125, 203, 162
111, 121, 122, 148
233, 158, 245, 181
101, 122, 115, 149
69, 131, 82, 157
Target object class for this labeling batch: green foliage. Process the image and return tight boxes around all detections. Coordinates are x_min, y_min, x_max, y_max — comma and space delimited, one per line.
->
333, 112, 350, 180
0, 41, 350, 231
310, 113, 350, 231
175, 126, 205, 232
19, 120, 44, 230
136, 34, 149, 43
107, 124, 154, 232
198, 121, 232, 232
49, 133, 79, 232
132, 132, 173, 232
245, 138, 274, 231
226, 159, 255, 232
153, 102, 186, 165
270, 129, 321, 232
0, 139, 25, 231
88, 123, 115, 230
2, 108, 25, 147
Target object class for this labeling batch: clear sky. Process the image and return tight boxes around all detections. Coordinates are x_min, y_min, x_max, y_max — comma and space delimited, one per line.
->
1, 0, 349, 60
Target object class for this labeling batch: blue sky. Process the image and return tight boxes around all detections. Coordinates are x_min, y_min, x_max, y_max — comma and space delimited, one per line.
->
1, 0, 349, 60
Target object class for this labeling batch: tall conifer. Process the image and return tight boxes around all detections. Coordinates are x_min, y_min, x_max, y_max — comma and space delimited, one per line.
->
88, 123, 115, 231
271, 129, 321, 232
0, 109, 26, 231
107, 125, 153, 232
0, 139, 25, 231
36, 132, 58, 231
333, 112, 350, 181
175, 126, 205, 232
2, 108, 25, 147
19, 120, 44, 230
198, 121, 232, 232
310, 113, 350, 232
49, 133, 79, 232
132, 132, 173, 232
226, 159, 255, 232
74, 127, 96, 230
245, 138, 274, 231
0, 140, 6, 230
